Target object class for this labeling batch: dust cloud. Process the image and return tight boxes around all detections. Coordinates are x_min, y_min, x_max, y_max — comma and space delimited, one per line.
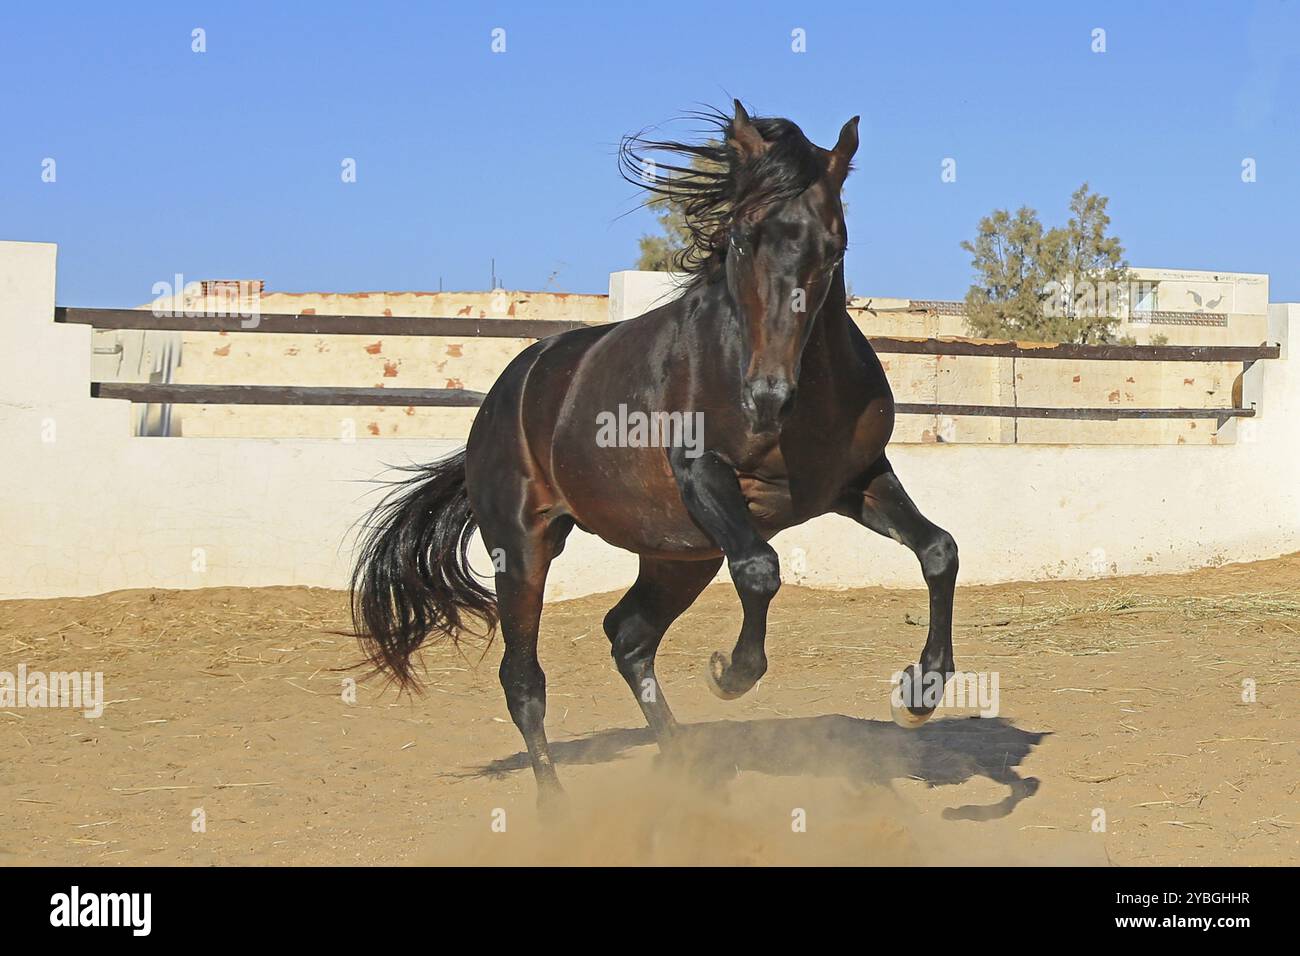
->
418, 718, 1104, 866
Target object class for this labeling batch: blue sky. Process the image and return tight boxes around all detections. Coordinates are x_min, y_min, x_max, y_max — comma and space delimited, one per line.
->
2, 1, 1297, 306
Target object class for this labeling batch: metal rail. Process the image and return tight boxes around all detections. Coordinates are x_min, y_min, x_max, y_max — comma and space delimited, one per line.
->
56, 308, 1280, 362
89, 382, 1256, 422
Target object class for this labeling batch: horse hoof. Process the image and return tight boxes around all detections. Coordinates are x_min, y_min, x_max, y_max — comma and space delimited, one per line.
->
890, 697, 934, 728
890, 667, 935, 729
705, 651, 748, 700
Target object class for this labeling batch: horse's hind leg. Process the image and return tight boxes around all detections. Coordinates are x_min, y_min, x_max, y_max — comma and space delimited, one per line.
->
482, 514, 574, 813
671, 450, 779, 700
841, 457, 958, 727
604, 556, 723, 741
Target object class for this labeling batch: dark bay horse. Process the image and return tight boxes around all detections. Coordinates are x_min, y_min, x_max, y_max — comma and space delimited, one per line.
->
352, 102, 958, 810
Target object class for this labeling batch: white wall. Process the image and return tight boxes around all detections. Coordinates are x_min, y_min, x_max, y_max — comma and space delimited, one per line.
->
608, 270, 684, 321
2, 241, 1297, 602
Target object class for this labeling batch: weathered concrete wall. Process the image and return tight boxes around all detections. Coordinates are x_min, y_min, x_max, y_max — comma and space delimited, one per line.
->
105, 269, 1269, 445
3, 242, 1298, 601
153, 290, 603, 439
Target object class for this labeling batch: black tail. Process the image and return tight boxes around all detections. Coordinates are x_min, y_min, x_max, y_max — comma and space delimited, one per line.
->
350, 449, 498, 690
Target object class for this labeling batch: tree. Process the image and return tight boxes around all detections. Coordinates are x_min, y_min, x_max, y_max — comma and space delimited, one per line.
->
636, 197, 692, 271
962, 184, 1129, 343
634, 151, 725, 272
960, 206, 1048, 338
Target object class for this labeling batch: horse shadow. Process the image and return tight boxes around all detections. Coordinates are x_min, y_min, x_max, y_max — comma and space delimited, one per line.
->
470, 714, 1046, 821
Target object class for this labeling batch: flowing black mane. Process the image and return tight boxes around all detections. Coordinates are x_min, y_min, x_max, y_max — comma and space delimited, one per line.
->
619, 106, 826, 289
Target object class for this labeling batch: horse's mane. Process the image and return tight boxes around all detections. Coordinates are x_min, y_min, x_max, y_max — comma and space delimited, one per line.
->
618, 106, 825, 292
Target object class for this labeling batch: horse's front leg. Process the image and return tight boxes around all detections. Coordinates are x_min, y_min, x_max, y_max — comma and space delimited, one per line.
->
671, 449, 778, 700
840, 457, 958, 727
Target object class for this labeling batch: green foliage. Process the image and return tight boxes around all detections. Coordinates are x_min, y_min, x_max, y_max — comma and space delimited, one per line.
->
634, 151, 723, 272
636, 199, 692, 271
961, 206, 1047, 337
962, 184, 1129, 344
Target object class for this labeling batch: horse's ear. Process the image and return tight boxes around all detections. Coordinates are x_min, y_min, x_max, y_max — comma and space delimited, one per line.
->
827, 115, 860, 184
728, 99, 767, 162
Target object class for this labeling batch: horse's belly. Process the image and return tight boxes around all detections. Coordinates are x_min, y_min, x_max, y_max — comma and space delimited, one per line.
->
568, 468, 802, 556
551, 427, 845, 553
550, 439, 720, 555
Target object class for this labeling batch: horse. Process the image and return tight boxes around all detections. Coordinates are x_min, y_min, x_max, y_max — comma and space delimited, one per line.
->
351, 102, 959, 812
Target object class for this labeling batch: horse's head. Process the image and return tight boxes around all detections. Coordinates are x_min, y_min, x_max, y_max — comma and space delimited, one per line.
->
722, 102, 858, 430
620, 102, 860, 431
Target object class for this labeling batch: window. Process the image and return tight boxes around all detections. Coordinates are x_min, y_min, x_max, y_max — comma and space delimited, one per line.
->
1133, 281, 1159, 314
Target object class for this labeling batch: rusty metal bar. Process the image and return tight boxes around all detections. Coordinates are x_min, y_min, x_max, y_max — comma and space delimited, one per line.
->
869, 337, 1279, 362
895, 403, 1254, 421
57, 308, 1281, 362
57, 307, 591, 340
90, 383, 487, 406
90, 382, 1255, 422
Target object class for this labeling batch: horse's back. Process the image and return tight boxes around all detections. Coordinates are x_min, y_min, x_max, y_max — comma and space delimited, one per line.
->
465, 322, 617, 506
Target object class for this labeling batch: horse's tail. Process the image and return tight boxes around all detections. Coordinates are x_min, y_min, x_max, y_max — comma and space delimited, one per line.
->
350, 449, 498, 690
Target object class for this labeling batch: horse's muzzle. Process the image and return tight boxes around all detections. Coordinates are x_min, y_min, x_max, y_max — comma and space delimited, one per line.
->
741, 376, 797, 430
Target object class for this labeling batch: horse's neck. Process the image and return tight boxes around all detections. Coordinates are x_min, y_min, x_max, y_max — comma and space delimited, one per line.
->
684, 271, 860, 377
804, 273, 859, 372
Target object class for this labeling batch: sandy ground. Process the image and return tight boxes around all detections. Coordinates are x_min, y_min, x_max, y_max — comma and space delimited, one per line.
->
2, 555, 1297, 866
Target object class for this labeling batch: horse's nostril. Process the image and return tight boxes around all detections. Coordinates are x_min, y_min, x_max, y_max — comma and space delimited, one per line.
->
743, 377, 797, 424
